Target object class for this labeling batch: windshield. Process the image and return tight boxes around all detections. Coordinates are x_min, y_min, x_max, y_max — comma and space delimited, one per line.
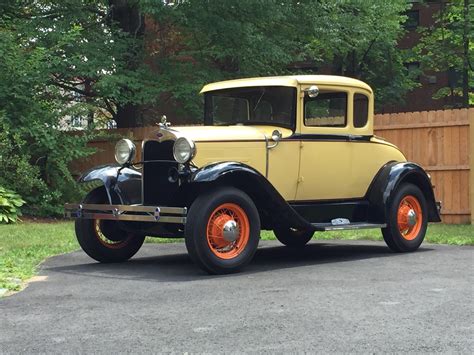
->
204, 86, 296, 129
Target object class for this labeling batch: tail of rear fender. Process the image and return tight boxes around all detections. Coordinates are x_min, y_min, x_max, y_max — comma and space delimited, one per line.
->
186, 162, 312, 230
366, 162, 441, 223
78, 164, 142, 205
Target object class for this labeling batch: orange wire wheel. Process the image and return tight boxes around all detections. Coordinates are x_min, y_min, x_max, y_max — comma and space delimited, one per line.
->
206, 203, 250, 259
397, 195, 423, 241
93, 220, 132, 249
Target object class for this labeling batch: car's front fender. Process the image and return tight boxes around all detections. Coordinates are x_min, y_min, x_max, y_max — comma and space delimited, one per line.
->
186, 162, 312, 230
79, 164, 142, 205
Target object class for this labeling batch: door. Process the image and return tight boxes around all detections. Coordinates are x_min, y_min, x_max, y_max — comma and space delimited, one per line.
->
295, 88, 353, 201
267, 137, 301, 200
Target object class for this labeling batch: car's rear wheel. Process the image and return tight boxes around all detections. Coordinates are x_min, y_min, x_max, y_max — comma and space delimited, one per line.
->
382, 183, 428, 252
185, 187, 260, 274
75, 187, 145, 263
273, 226, 314, 247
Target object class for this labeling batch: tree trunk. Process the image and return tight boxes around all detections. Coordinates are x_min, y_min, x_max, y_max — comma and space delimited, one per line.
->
84, 80, 94, 127
115, 103, 140, 128
108, 0, 146, 128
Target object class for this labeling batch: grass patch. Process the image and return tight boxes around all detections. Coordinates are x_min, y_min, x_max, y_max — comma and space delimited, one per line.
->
0, 221, 180, 292
0, 222, 472, 293
0, 222, 77, 292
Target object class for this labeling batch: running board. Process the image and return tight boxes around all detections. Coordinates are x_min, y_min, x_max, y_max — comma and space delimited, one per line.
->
312, 222, 386, 231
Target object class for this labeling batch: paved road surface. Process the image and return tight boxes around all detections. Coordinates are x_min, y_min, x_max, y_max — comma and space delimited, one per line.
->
1, 240, 473, 353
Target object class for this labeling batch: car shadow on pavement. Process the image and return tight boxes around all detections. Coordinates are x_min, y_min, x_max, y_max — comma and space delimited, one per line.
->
45, 241, 433, 283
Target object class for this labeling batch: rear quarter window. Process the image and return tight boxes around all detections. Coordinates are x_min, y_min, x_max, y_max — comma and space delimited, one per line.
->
353, 93, 369, 128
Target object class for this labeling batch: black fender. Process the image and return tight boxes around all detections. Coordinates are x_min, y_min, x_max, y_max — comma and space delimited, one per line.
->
79, 164, 142, 205
366, 162, 441, 223
187, 162, 313, 230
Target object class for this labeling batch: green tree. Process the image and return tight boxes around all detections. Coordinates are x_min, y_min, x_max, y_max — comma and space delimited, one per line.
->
415, 0, 473, 107
12, 0, 162, 128
0, 0, 169, 215
0, 2, 97, 215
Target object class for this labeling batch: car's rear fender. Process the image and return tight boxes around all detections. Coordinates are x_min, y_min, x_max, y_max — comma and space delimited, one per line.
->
366, 162, 441, 223
186, 162, 312, 230
79, 164, 142, 205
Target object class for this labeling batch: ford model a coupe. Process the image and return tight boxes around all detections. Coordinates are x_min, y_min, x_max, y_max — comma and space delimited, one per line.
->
65, 75, 441, 274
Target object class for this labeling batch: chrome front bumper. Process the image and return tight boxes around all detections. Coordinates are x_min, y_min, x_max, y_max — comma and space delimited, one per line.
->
64, 203, 187, 224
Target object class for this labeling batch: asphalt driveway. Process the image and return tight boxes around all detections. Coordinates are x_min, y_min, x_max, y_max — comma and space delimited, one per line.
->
1, 240, 473, 353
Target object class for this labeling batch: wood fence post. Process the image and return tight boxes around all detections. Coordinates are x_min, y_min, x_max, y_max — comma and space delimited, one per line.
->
470, 108, 474, 224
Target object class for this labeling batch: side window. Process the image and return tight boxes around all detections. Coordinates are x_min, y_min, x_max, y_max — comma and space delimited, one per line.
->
304, 92, 347, 127
353, 93, 369, 128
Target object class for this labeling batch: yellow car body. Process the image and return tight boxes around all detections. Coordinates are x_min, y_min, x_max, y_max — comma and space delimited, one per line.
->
168, 75, 406, 201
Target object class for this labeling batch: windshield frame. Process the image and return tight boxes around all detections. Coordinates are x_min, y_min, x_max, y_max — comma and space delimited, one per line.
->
203, 86, 297, 131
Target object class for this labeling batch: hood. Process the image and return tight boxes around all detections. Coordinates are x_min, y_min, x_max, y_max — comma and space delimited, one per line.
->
149, 125, 293, 143
146, 124, 294, 177
175, 125, 265, 141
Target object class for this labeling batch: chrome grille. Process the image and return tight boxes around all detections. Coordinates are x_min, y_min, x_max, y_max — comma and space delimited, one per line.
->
142, 140, 179, 205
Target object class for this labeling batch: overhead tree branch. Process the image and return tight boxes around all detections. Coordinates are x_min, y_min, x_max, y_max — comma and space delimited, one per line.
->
357, 38, 377, 73
103, 98, 117, 118
50, 80, 97, 97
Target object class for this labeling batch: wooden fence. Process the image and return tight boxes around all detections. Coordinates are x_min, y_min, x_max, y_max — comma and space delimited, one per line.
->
71, 108, 473, 224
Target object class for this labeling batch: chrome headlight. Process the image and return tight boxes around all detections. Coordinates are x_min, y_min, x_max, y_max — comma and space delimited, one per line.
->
173, 137, 196, 164
114, 139, 136, 165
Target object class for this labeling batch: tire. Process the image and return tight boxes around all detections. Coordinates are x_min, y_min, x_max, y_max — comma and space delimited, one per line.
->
75, 188, 145, 263
274, 226, 314, 247
185, 187, 260, 274
382, 183, 428, 252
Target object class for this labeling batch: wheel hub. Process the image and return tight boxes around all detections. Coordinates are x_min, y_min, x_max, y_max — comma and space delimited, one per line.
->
407, 209, 417, 227
397, 195, 423, 241
222, 220, 240, 242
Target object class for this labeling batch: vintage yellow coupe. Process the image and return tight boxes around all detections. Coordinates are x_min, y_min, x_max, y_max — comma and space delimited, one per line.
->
65, 75, 441, 274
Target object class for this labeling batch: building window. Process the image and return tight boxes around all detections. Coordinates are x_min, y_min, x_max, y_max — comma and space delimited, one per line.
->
405, 62, 421, 81
404, 10, 420, 30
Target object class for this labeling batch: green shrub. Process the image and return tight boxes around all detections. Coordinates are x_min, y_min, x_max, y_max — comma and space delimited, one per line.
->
0, 30, 97, 217
0, 187, 25, 224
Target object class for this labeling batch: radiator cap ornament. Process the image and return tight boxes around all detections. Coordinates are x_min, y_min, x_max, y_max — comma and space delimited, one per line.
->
159, 115, 171, 128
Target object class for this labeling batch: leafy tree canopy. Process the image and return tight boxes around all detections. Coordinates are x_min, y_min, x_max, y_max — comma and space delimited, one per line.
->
0, 1, 100, 215
1, 0, 162, 127
2, 0, 415, 127
143, 0, 414, 119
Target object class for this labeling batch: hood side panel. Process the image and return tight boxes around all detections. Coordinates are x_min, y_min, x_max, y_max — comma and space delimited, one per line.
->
193, 141, 267, 176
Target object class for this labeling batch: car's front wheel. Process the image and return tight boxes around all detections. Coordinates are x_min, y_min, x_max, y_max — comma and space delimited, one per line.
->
185, 187, 260, 274
382, 183, 428, 252
75, 188, 145, 263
